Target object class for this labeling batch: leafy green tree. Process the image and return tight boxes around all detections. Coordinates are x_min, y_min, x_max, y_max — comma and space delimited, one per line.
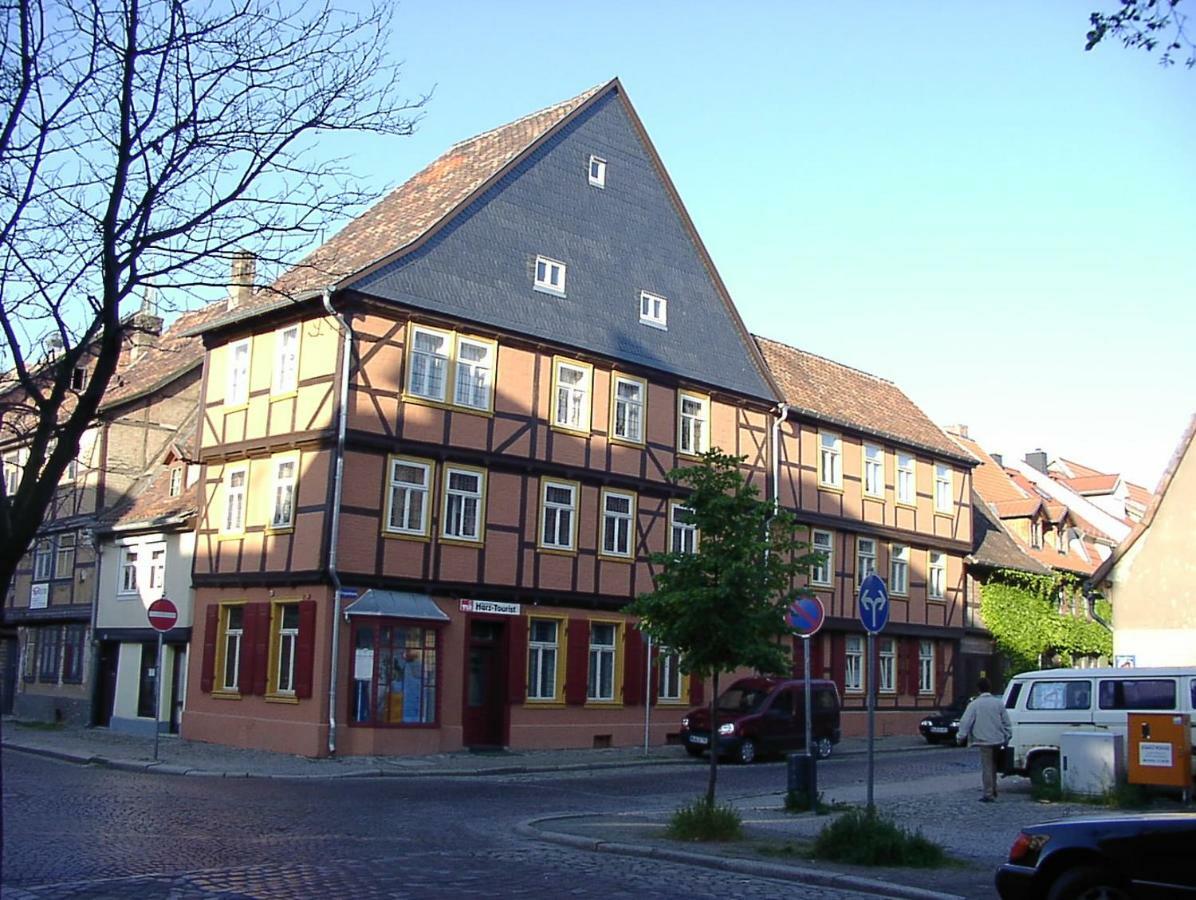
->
627, 450, 820, 805
1086, 0, 1195, 68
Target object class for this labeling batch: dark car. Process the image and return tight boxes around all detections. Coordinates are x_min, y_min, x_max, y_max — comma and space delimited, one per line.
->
995, 812, 1196, 900
680, 676, 841, 764
918, 697, 969, 745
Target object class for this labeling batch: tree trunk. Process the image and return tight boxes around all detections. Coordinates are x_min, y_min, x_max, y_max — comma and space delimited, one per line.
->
706, 670, 719, 805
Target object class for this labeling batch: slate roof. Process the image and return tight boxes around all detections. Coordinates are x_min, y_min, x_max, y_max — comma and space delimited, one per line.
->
969, 492, 1052, 575
755, 336, 974, 463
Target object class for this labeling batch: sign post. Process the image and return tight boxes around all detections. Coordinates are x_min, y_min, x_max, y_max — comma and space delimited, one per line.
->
146, 597, 178, 762
857, 573, 890, 812
786, 593, 826, 759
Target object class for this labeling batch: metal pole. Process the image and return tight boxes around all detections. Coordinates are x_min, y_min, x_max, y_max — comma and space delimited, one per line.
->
153, 631, 163, 762
643, 634, 652, 756
803, 635, 812, 759
866, 630, 875, 812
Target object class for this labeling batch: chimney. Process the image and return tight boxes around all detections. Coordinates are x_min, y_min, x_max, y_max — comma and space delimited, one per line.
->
943, 423, 969, 439
228, 251, 256, 310
991, 452, 1003, 467
1025, 450, 1048, 474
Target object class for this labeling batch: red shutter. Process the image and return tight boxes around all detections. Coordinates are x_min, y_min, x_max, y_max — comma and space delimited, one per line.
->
936, 641, 948, 703
200, 605, 218, 693
689, 673, 704, 706
623, 625, 644, 706
238, 604, 258, 694
565, 618, 589, 705
294, 599, 317, 699
897, 637, 912, 696
508, 615, 528, 704
830, 631, 846, 694
251, 603, 270, 696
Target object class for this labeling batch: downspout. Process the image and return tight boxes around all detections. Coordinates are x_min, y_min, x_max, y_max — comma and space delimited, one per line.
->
323, 286, 351, 756
770, 403, 789, 514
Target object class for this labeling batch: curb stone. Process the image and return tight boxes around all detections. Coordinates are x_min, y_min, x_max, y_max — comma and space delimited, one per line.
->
518, 814, 965, 900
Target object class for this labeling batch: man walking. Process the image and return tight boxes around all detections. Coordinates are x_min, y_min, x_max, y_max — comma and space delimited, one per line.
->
957, 677, 1012, 802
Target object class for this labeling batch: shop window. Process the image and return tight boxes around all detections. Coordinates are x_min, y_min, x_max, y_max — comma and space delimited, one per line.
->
350, 622, 438, 726
38, 626, 61, 682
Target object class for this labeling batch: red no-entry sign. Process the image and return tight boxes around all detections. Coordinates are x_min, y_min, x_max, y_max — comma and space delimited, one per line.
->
147, 597, 178, 633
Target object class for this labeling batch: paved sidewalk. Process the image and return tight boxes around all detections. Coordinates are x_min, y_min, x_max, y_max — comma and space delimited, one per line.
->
1, 718, 925, 778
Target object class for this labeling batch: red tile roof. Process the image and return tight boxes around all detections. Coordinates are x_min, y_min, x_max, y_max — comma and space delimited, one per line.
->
1060, 473, 1119, 494
755, 337, 973, 462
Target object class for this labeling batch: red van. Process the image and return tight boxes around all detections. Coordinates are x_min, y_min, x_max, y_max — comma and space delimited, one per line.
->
680, 676, 841, 764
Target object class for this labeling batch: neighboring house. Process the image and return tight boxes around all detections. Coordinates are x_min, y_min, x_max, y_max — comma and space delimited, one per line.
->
1046, 456, 1152, 526
758, 340, 977, 734
93, 435, 200, 735
1, 304, 215, 724
182, 79, 787, 757
1091, 415, 1196, 667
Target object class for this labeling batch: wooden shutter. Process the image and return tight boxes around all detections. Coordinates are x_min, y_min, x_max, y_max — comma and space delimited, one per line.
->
238, 604, 258, 694
507, 615, 528, 704
897, 637, 913, 696
564, 617, 589, 705
689, 673, 704, 706
936, 641, 949, 703
200, 605, 218, 693
294, 599, 317, 699
622, 626, 644, 706
251, 603, 270, 696
829, 631, 846, 694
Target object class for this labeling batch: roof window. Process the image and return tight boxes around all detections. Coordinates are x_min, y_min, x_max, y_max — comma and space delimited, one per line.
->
534, 256, 566, 297
639, 291, 667, 330
588, 156, 606, 188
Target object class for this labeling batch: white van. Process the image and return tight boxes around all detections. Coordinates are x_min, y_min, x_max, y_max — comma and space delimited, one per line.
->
1000, 666, 1196, 786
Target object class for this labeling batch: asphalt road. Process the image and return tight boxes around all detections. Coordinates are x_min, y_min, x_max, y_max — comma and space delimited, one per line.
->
2, 745, 975, 898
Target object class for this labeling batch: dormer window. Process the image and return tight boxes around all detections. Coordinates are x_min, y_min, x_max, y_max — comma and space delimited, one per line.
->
588, 155, 606, 188
169, 466, 182, 497
534, 256, 566, 297
639, 291, 667, 330
71, 367, 87, 390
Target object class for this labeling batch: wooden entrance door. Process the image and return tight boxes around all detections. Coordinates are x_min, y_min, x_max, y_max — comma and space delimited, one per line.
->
462, 619, 507, 748
96, 642, 118, 727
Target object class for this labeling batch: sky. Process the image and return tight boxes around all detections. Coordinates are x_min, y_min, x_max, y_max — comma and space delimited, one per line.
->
295, 0, 1196, 489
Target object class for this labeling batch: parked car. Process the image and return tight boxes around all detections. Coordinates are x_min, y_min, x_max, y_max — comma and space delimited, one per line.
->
999, 666, 1196, 787
917, 697, 969, 745
995, 812, 1196, 899
680, 676, 841, 764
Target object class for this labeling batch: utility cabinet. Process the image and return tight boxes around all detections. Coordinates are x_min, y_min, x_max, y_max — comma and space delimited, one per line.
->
1060, 730, 1126, 797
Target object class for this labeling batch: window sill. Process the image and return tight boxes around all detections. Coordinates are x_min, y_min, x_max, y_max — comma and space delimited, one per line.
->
269, 390, 298, 402
211, 691, 242, 701
656, 698, 688, 707
808, 582, 833, 591
265, 693, 299, 705
863, 492, 885, 502
639, 318, 667, 331
524, 699, 567, 709
817, 483, 844, 494
584, 700, 623, 709
217, 532, 246, 541
608, 435, 646, 449
266, 526, 295, 536
895, 501, 918, 510
439, 535, 484, 548
382, 530, 432, 543
401, 392, 494, 418
596, 553, 633, 564
537, 546, 578, 558
533, 284, 566, 299
223, 402, 249, 414
550, 422, 591, 438
927, 597, 947, 604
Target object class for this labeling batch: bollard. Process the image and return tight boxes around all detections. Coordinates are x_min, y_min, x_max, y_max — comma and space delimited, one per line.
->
787, 752, 817, 809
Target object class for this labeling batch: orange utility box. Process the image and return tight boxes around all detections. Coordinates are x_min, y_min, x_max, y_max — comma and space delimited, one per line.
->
1127, 713, 1192, 789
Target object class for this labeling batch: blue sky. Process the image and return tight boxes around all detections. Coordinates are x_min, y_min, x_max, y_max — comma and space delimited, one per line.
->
316, 0, 1196, 488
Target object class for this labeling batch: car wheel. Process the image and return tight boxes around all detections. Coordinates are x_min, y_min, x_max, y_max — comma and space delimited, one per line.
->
685, 745, 704, 758
736, 739, 757, 765
814, 737, 833, 760
1046, 865, 1129, 900
1029, 753, 1061, 788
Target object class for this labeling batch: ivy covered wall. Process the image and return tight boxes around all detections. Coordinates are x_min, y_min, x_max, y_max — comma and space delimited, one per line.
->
979, 569, 1113, 675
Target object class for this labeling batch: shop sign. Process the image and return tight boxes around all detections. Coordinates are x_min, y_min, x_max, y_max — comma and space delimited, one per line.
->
459, 599, 521, 616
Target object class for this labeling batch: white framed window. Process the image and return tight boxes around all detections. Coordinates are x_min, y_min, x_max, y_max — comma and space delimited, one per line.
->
453, 336, 495, 411
670, 503, 697, 555
54, 533, 76, 579
934, 463, 953, 513
677, 391, 708, 456
273, 603, 300, 695
119, 547, 139, 594
148, 544, 166, 595
928, 551, 946, 600
220, 605, 244, 692
272, 324, 300, 394
1030, 519, 1043, 550
169, 466, 182, 497
639, 291, 667, 330
540, 480, 578, 550
587, 621, 618, 702
856, 537, 877, 581
552, 359, 592, 432
896, 452, 916, 505
919, 640, 935, 694
600, 489, 635, 558
442, 466, 484, 542
863, 444, 884, 497
527, 618, 561, 701
659, 649, 683, 702
819, 431, 842, 488
879, 638, 896, 693
34, 539, 53, 582
890, 544, 909, 595
845, 635, 864, 692
226, 339, 251, 406
407, 325, 451, 403
810, 530, 833, 586
611, 374, 646, 444
223, 465, 248, 534
270, 456, 298, 530
2, 449, 24, 496
385, 456, 432, 536
588, 155, 606, 188
534, 255, 567, 296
